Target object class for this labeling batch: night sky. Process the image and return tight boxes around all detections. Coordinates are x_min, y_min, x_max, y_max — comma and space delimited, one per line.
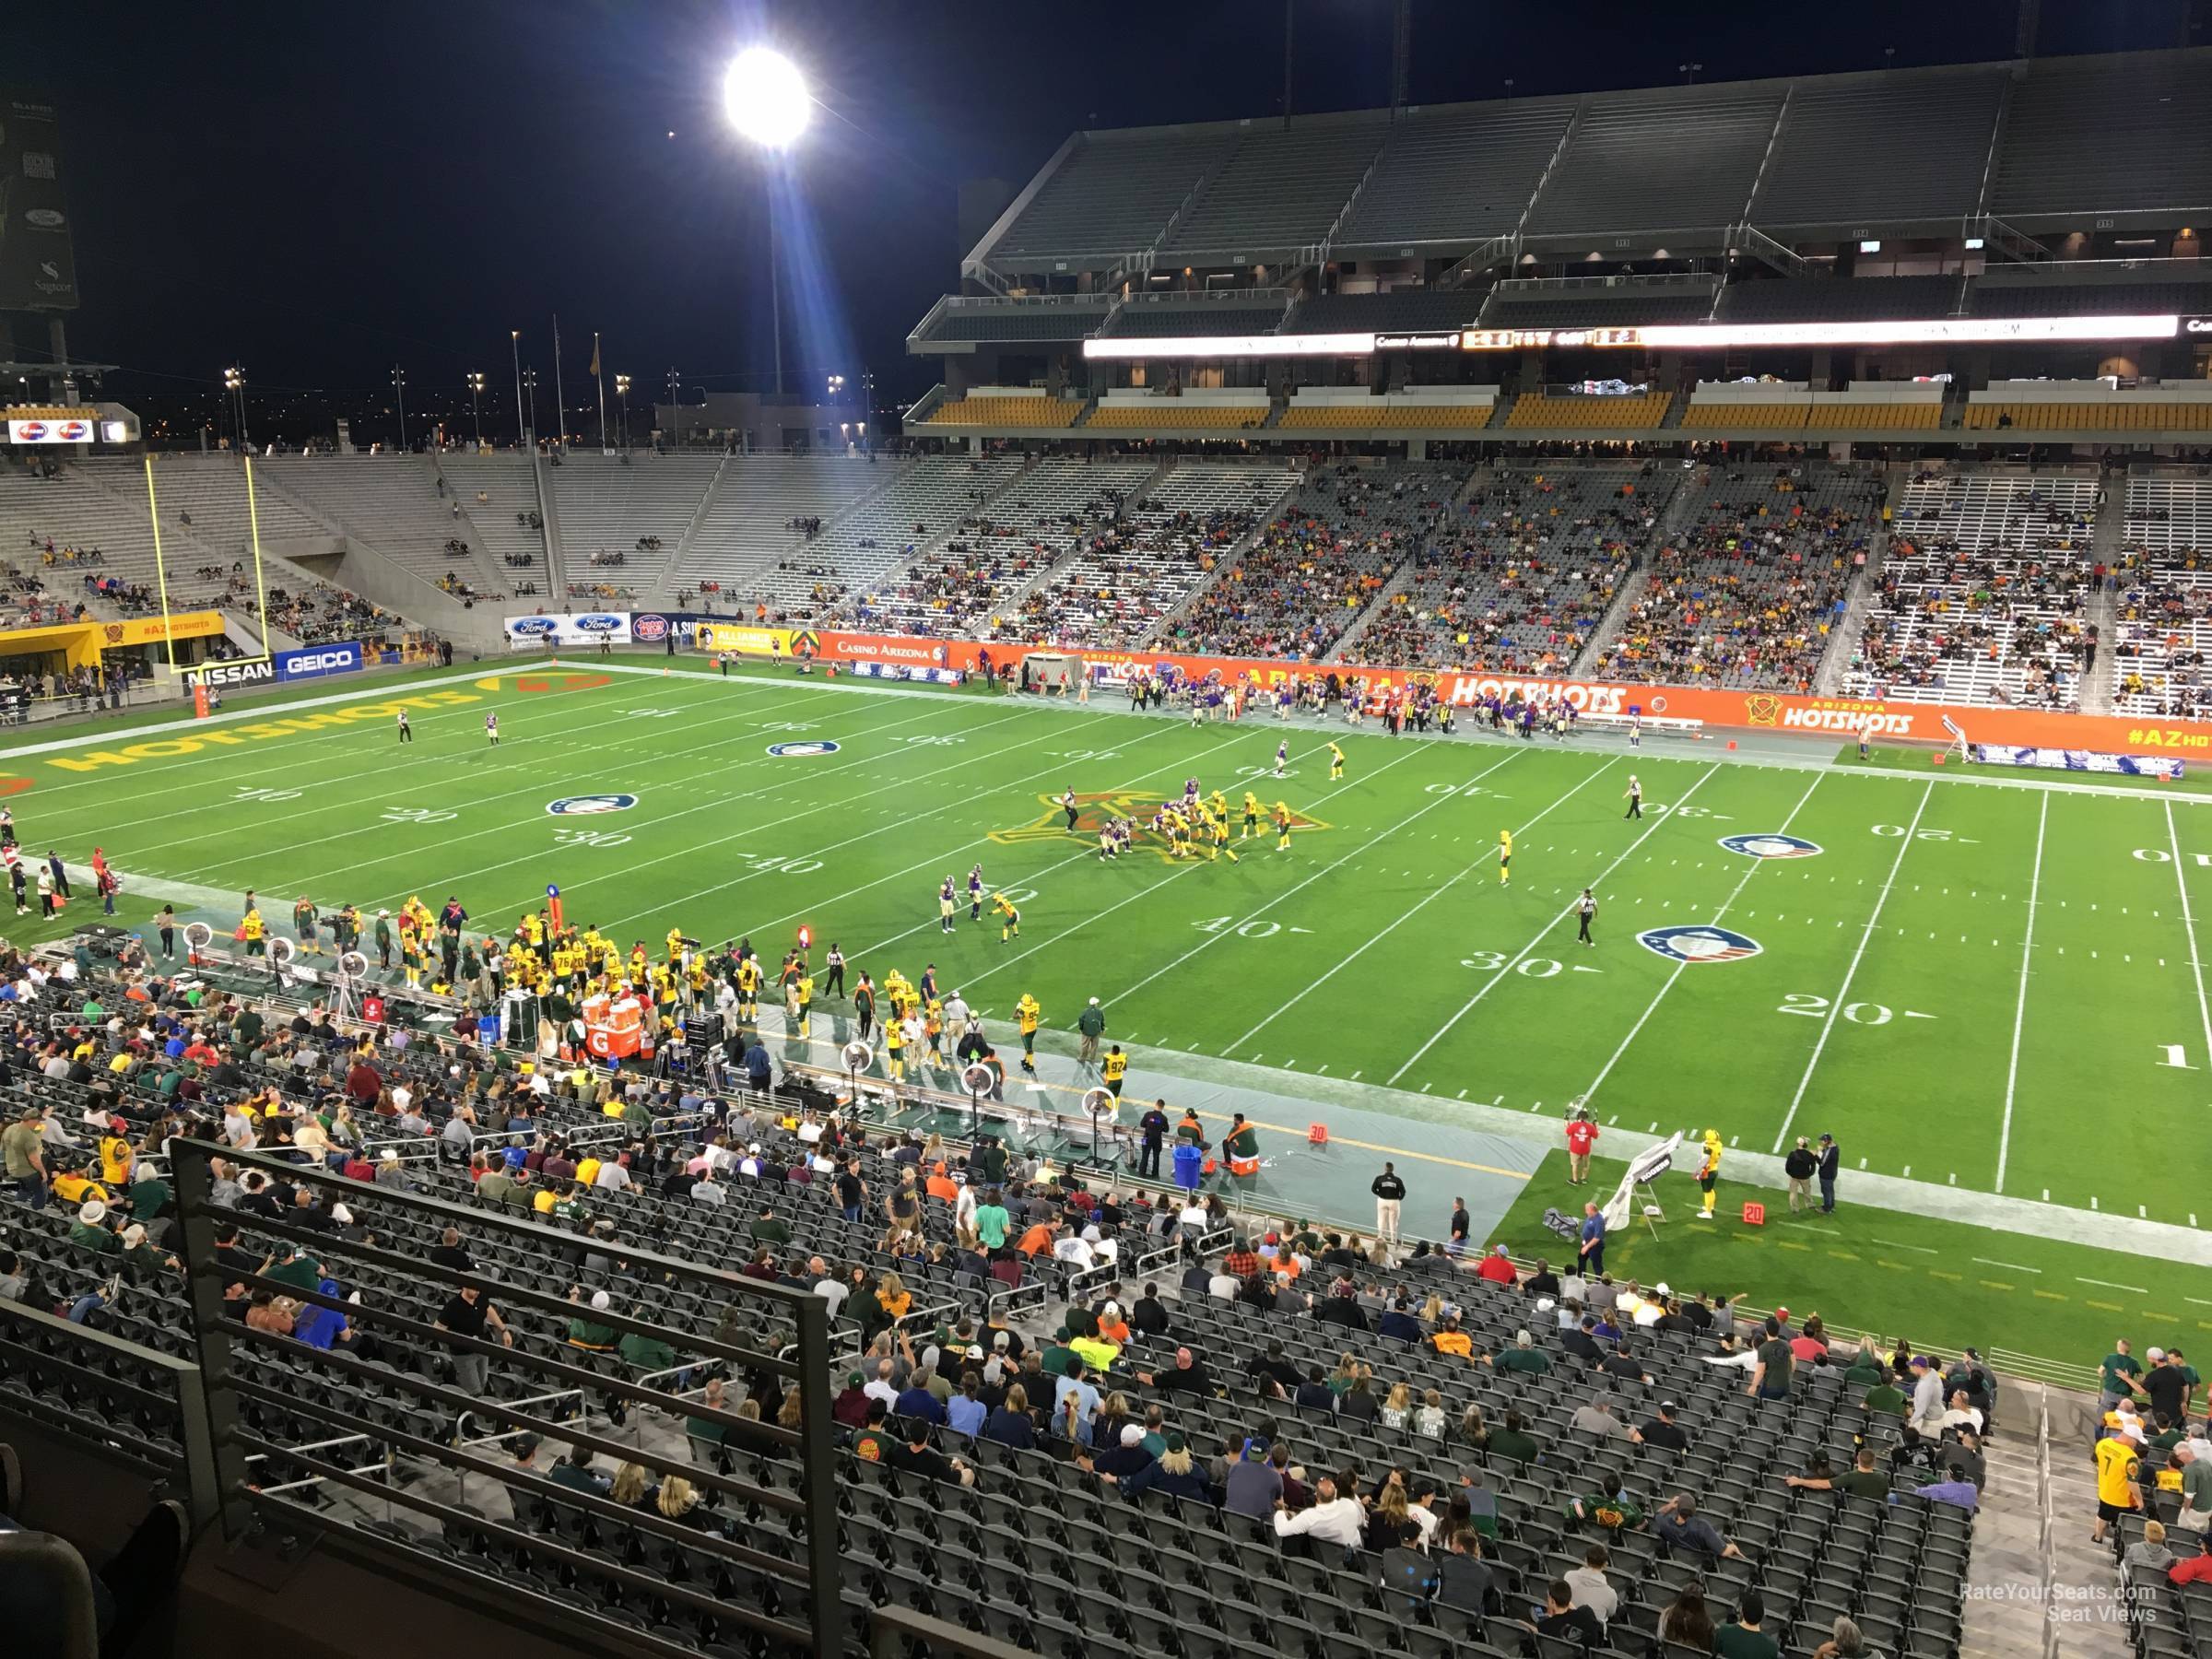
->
6, 0, 2199, 427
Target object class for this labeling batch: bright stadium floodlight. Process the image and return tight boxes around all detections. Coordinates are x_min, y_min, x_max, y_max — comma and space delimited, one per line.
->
724, 47, 810, 150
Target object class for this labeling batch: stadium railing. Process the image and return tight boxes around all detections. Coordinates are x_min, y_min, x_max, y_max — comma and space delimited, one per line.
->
166, 1138, 849, 1658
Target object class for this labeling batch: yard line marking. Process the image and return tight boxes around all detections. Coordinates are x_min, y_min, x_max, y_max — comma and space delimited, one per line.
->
1218, 752, 1614, 1053
731, 723, 1244, 958
1771, 777, 1936, 1152
1872, 1238, 1940, 1255
2078, 1277, 2149, 1294
1576, 771, 1823, 1110
1082, 746, 1497, 1011
1971, 1257, 2043, 1275
956, 740, 1439, 1000
1388, 761, 1725, 1086
2169, 799, 2212, 1072
362, 695, 1041, 907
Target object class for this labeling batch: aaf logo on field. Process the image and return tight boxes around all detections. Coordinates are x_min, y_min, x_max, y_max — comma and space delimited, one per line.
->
766, 740, 840, 758
1719, 832, 1823, 860
1637, 924, 1763, 964
547, 793, 639, 816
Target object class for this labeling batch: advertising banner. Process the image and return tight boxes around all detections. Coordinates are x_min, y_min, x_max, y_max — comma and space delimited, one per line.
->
275, 641, 365, 683
503, 612, 632, 647
6, 413, 93, 445
99, 612, 226, 649
692, 622, 795, 655
0, 90, 79, 312
185, 658, 277, 690
812, 626, 2212, 757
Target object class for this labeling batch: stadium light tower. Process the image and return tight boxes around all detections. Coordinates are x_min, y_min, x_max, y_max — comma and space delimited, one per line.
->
223, 365, 249, 453
511, 330, 524, 445
467, 371, 486, 444
615, 373, 631, 448
723, 45, 811, 398
390, 365, 408, 450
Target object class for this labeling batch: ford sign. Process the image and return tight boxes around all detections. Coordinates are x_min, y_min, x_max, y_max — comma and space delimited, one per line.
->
511, 617, 559, 637
575, 614, 624, 633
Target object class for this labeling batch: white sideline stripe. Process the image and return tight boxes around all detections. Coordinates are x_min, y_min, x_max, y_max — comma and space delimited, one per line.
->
1219, 748, 1568, 1053
1994, 792, 2047, 1194
0, 664, 498, 761
1971, 1257, 2042, 1275
1388, 761, 1724, 1086
1871, 1238, 1940, 1255
2077, 1277, 2149, 1294
1580, 771, 1824, 1110
61, 863, 233, 912
2169, 799, 2212, 1081
354, 701, 1045, 912
1771, 777, 1935, 1152
145, 676, 846, 868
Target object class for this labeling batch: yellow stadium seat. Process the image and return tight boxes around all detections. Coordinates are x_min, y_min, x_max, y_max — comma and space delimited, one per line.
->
1085, 404, 1269, 430
922, 396, 1081, 428
1504, 392, 1673, 429
1680, 404, 1808, 429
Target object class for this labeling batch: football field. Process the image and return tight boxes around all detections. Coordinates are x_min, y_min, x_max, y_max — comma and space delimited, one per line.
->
14, 655, 2211, 1368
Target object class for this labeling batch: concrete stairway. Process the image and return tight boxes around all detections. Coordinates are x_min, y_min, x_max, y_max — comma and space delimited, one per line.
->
1812, 465, 1910, 696
2079, 480, 2127, 715
1960, 1383, 2130, 1659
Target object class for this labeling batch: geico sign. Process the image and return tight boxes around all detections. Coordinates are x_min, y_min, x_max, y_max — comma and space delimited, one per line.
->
186, 660, 276, 688
288, 651, 357, 671
1780, 707, 1917, 735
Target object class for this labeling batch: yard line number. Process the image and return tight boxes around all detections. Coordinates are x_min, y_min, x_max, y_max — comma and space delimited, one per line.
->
1778, 993, 1937, 1025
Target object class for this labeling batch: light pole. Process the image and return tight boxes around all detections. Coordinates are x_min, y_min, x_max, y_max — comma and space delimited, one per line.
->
390, 365, 408, 450
523, 369, 539, 443
223, 365, 248, 453
510, 329, 524, 446
724, 46, 811, 398
1678, 61, 1703, 85
467, 371, 486, 445
665, 367, 681, 447
615, 374, 632, 449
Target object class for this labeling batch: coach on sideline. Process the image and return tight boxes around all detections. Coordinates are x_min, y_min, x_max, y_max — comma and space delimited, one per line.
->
1816, 1134, 1841, 1213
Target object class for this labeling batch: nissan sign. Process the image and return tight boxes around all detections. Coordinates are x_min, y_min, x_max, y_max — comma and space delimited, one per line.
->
275, 641, 366, 683
185, 659, 277, 690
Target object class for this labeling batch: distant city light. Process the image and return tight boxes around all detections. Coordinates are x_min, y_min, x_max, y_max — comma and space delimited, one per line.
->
724, 47, 810, 150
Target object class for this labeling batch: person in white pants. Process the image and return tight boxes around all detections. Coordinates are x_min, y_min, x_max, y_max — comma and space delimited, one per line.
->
1371, 1162, 1406, 1244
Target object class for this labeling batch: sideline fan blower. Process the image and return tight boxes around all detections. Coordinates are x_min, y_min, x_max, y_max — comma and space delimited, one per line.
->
182, 922, 214, 968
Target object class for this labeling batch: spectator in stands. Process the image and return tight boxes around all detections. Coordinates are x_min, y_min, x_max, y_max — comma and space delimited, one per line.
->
1488, 1411, 1542, 1465
1814, 1616, 1877, 1658
1491, 1328, 1549, 1376
2094, 1421, 2145, 1545
1564, 1545, 1617, 1625
1224, 1439, 1282, 1519
1273, 1473, 1363, 1549
1660, 1584, 1717, 1650
1653, 1492, 1747, 1561
1748, 1316, 1794, 1402
1632, 1398, 1688, 1451
1716, 1590, 1781, 1659
1521, 1578, 1604, 1646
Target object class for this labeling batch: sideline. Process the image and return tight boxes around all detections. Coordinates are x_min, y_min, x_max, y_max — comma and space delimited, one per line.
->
0, 665, 498, 762
580, 659, 2212, 806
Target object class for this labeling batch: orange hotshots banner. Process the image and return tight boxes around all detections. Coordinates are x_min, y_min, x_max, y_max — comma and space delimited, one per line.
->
809, 629, 2212, 757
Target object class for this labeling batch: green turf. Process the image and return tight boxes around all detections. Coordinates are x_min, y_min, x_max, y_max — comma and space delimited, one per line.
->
1490, 1152, 2203, 1391
11, 658, 2209, 1371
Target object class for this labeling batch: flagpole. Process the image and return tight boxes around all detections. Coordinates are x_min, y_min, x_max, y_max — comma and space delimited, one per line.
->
552, 312, 568, 453
594, 332, 608, 453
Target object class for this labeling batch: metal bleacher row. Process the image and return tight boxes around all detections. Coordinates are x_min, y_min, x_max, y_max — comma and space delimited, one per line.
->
2112, 476, 2212, 721
1845, 472, 2100, 710
1359, 467, 1664, 676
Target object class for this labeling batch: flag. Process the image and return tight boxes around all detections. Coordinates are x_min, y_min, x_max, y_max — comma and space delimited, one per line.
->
589, 335, 600, 378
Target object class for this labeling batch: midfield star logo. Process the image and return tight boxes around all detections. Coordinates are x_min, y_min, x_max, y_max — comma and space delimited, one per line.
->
989, 791, 1330, 862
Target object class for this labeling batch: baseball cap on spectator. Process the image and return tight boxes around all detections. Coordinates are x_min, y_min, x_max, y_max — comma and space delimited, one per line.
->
1121, 1424, 1144, 1447
121, 1224, 147, 1248
590, 1289, 611, 1311
965, 1344, 985, 1361
331, 1204, 353, 1224
845, 1371, 865, 1389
